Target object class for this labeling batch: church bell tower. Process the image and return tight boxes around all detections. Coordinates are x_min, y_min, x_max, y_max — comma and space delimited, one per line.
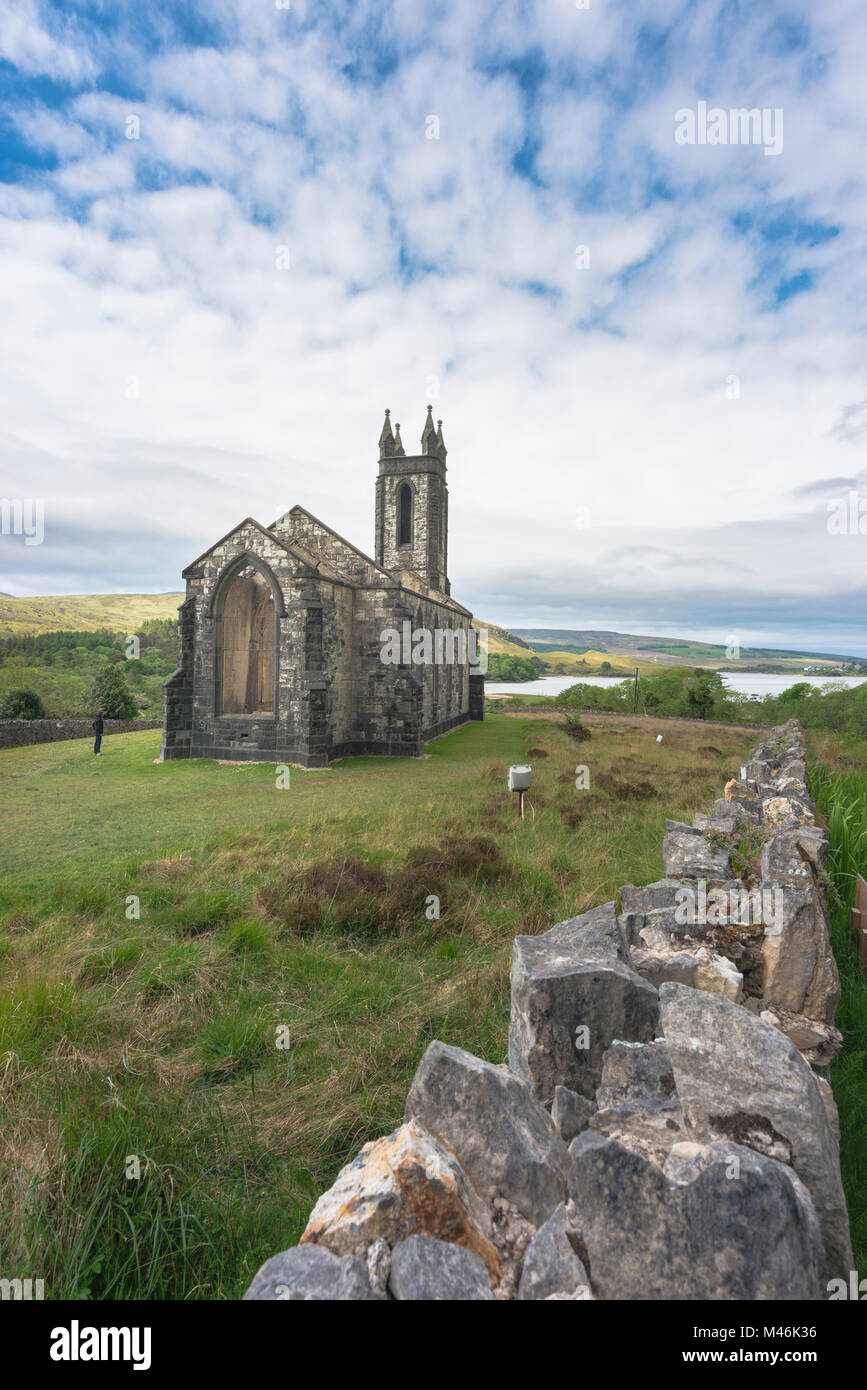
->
374, 405, 449, 594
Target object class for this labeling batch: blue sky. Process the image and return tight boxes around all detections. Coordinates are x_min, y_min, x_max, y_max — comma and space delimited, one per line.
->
1, 0, 866, 654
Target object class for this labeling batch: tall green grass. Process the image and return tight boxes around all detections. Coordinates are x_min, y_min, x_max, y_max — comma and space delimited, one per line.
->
0, 715, 757, 1299
810, 764, 867, 1270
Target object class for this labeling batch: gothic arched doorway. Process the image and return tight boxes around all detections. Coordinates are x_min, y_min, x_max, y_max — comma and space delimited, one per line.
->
217, 566, 277, 714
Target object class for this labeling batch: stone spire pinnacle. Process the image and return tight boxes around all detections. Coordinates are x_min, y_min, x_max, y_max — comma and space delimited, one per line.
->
421, 403, 438, 456
379, 408, 395, 458
435, 418, 446, 462
393, 422, 406, 456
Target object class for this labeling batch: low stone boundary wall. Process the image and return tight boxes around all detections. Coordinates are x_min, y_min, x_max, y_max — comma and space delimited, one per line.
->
245, 719, 852, 1301
0, 718, 161, 749
487, 702, 770, 731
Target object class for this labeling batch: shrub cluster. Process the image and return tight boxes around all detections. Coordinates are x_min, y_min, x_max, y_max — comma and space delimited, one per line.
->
256, 837, 510, 939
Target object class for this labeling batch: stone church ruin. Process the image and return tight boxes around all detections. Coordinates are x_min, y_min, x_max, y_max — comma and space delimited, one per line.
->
161, 408, 484, 764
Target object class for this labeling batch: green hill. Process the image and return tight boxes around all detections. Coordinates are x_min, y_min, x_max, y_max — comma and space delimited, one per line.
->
0, 593, 184, 638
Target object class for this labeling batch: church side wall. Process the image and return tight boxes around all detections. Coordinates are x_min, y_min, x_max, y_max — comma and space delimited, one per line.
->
412, 593, 471, 740
338, 587, 424, 758
334, 587, 472, 758
313, 581, 356, 756
161, 595, 196, 758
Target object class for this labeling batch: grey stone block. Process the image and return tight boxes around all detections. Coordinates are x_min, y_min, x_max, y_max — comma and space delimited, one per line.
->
509, 935, 659, 1103
405, 1041, 570, 1227
569, 1135, 824, 1300
517, 1204, 589, 1300
243, 1244, 382, 1300
540, 900, 629, 964
551, 1086, 596, 1144
659, 982, 853, 1282
388, 1235, 493, 1301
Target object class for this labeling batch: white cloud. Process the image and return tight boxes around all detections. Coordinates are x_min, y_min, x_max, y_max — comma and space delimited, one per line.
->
0, 0, 95, 81
0, 0, 865, 652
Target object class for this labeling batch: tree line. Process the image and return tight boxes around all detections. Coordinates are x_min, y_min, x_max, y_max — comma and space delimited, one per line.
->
0, 619, 178, 719
486, 653, 546, 681
552, 666, 867, 734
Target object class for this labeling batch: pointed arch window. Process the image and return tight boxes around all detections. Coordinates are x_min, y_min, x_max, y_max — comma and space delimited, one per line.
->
398, 482, 413, 547
217, 566, 276, 714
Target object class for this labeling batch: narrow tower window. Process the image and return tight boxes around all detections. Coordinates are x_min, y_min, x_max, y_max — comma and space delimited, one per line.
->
397, 482, 413, 547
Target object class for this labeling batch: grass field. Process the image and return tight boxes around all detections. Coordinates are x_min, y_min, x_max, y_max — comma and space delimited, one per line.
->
0, 711, 767, 1299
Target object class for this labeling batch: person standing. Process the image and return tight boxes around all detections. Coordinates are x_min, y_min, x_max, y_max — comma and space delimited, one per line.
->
92, 708, 105, 756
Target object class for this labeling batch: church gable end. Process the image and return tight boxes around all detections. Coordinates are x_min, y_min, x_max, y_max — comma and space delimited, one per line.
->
271, 506, 387, 587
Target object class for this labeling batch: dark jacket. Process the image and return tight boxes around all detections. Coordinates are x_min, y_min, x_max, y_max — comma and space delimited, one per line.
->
93, 714, 105, 735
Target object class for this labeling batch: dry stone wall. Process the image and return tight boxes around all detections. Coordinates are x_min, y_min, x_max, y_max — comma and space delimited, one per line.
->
245, 720, 852, 1301
0, 717, 161, 749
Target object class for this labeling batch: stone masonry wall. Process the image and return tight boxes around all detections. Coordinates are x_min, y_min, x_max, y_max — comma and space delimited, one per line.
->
376, 455, 448, 594
340, 587, 472, 758
0, 718, 161, 749
244, 720, 853, 1301
276, 508, 385, 586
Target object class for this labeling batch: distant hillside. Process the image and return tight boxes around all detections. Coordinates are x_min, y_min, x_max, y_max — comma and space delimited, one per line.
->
512, 628, 866, 675
474, 620, 660, 676
472, 619, 534, 659
473, 619, 531, 652
0, 593, 184, 637
5, 601, 858, 679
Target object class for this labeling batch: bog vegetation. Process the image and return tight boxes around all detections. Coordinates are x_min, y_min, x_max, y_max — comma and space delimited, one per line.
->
1, 707, 864, 1295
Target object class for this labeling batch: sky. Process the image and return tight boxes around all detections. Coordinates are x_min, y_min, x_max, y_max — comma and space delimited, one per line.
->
1, 0, 866, 655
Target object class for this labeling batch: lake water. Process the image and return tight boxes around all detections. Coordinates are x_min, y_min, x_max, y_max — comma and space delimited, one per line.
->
484, 672, 867, 699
